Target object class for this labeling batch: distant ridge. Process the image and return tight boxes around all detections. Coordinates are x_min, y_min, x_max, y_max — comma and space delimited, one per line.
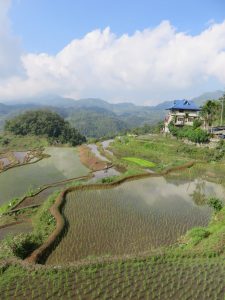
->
0, 90, 224, 137
191, 90, 224, 106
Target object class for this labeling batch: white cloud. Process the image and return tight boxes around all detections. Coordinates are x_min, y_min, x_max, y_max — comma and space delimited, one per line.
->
0, 0, 24, 80
0, 6, 225, 104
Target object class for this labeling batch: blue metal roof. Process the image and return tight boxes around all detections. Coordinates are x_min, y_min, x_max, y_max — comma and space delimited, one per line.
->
166, 99, 200, 111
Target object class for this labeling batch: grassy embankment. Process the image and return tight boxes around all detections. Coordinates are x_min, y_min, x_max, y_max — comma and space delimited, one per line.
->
0, 134, 49, 154
97, 134, 225, 183
0, 192, 59, 260
0, 186, 40, 217
0, 134, 49, 172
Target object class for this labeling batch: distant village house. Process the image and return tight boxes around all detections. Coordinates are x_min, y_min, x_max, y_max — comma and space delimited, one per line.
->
164, 100, 200, 133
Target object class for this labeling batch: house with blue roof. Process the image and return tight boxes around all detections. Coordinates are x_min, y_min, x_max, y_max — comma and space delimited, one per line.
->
164, 99, 200, 133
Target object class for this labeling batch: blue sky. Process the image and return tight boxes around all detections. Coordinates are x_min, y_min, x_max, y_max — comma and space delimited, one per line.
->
0, 0, 224, 104
10, 0, 225, 54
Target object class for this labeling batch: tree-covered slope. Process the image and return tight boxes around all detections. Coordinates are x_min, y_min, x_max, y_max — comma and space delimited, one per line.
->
67, 107, 128, 138
5, 110, 86, 146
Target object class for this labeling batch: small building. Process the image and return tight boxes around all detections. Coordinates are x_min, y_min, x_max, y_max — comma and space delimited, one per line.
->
164, 99, 200, 133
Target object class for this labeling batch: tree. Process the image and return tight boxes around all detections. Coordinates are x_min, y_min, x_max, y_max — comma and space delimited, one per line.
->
200, 100, 220, 131
219, 93, 225, 126
4, 110, 86, 146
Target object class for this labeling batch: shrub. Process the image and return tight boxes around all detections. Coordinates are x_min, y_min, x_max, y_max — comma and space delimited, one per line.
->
168, 123, 209, 143
101, 176, 117, 183
210, 140, 225, 161
193, 119, 202, 129
4, 234, 42, 259
208, 197, 223, 212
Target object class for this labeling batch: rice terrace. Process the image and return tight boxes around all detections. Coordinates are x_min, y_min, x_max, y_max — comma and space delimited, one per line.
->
1, 1, 225, 299
1, 127, 225, 299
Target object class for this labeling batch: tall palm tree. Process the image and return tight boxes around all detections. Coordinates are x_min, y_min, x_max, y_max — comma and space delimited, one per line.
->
219, 93, 225, 126
200, 100, 220, 131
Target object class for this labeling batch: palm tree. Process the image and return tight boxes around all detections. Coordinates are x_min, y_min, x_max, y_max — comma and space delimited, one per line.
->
200, 100, 220, 131
219, 93, 225, 126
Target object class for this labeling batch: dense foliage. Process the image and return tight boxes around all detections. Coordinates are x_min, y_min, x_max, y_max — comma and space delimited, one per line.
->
67, 108, 128, 138
4, 110, 86, 146
129, 122, 164, 135
199, 94, 225, 128
208, 197, 224, 212
200, 99, 221, 128
168, 123, 210, 143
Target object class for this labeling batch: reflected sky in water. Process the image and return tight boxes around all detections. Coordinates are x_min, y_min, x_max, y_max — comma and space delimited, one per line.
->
0, 147, 89, 204
120, 177, 225, 208
46, 176, 225, 264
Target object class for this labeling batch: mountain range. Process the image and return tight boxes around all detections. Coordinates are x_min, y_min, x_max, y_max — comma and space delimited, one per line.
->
0, 90, 224, 138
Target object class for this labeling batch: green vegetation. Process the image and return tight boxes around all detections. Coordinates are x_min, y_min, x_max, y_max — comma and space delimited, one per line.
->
0, 134, 48, 153
0, 197, 20, 214
168, 123, 210, 143
68, 108, 128, 138
123, 157, 156, 168
31, 191, 58, 240
208, 197, 223, 212
110, 135, 224, 173
184, 227, 210, 246
1, 255, 225, 299
0, 192, 58, 260
0, 186, 40, 215
198, 94, 225, 129
2, 233, 41, 260
128, 122, 164, 135
200, 99, 222, 128
101, 176, 118, 183
5, 110, 86, 146
177, 203, 225, 255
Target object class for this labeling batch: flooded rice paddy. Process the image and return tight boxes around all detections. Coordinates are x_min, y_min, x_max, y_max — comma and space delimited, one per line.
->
0, 147, 89, 205
46, 176, 225, 265
0, 151, 33, 169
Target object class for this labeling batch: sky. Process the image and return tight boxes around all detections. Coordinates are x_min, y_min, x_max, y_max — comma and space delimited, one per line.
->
0, 0, 225, 105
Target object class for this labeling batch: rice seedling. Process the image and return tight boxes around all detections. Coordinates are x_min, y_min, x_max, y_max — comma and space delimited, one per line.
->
123, 157, 156, 168
46, 176, 223, 265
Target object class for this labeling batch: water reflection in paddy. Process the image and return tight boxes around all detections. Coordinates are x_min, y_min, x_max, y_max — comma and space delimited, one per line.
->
13, 151, 28, 164
0, 147, 89, 205
46, 176, 224, 265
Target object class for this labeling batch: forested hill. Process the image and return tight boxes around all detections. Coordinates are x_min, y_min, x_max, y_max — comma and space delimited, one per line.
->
67, 107, 128, 138
5, 110, 86, 146
0, 90, 224, 138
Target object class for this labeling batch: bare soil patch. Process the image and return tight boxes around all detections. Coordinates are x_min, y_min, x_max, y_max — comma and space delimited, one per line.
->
78, 145, 109, 171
